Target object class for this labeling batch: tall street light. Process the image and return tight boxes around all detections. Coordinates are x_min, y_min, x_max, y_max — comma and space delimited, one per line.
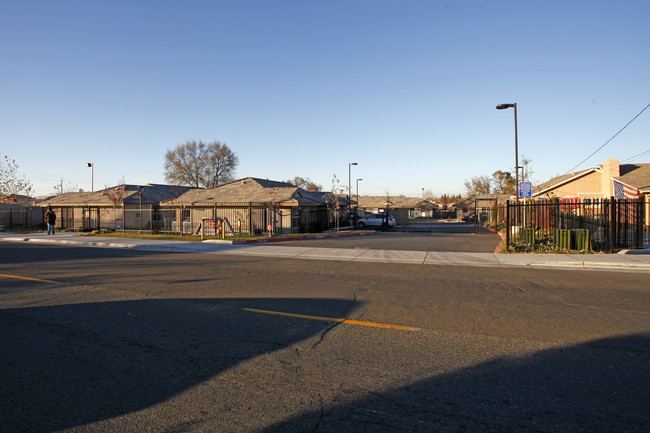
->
86, 162, 94, 192
348, 162, 358, 213
356, 178, 363, 209
496, 103, 518, 201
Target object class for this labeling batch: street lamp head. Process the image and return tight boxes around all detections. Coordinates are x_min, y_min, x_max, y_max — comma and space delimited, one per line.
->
496, 103, 515, 110
350, 162, 358, 166
86, 162, 93, 167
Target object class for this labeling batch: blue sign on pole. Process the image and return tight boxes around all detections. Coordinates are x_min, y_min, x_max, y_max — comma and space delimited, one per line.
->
519, 181, 532, 198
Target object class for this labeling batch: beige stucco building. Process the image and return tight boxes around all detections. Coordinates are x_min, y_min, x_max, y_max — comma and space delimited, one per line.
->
533, 157, 649, 227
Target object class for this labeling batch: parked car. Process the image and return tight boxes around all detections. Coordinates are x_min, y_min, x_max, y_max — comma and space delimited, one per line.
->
356, 214, 397, 228
462, 213, 476, 223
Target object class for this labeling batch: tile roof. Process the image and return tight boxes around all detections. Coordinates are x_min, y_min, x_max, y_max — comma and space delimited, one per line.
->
356, 195, 436, 208
531, 162, 650, 196
36, 184, 196, 206
616, 164, 650, 192
532, 169, 595, 196
162, 177, 327, 206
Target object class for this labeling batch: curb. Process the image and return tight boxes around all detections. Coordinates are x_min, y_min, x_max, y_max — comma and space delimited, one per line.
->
2, 236, 139, 249
483, 226, 504, 254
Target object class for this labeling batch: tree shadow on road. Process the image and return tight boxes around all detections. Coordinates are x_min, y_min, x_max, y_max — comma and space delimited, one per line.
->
0, 297, 357, 432
3, 294, 649, 432
261, 334, 650, 432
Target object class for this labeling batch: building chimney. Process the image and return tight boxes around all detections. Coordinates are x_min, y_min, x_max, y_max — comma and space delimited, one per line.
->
602, 158, 620, 197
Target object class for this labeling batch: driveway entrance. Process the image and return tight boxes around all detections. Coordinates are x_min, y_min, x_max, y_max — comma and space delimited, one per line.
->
277, 226, 501, 253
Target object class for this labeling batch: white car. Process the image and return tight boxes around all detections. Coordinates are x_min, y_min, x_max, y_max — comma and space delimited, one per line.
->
356, 214, 397, 229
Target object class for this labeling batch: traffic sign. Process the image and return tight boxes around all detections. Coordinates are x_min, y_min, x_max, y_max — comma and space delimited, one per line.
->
519, 182, 532, 198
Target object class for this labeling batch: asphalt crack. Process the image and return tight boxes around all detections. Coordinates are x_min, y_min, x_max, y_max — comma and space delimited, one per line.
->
310, 292, 359, 350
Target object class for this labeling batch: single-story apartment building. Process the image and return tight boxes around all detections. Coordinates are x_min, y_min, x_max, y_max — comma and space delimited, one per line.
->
159, 177, 336, 235
533, 158, 650, 200
533, 157, 649, 226
36, 184, 196, 231
356, 196, 438, 224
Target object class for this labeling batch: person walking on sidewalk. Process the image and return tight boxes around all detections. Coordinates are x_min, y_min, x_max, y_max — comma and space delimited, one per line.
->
45, 206, 56, 235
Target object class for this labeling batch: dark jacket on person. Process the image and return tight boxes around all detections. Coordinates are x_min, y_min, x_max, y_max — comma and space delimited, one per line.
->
45, 209, 56, 225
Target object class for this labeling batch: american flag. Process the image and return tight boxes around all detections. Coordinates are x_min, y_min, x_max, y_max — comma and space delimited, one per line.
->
613, 179, 641, 223
613, 179, 640, 199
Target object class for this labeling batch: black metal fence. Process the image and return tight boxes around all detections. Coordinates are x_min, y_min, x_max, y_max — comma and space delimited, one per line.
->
0, 205, 45, 229
155, 203, 329, 236
1, 203, 331, 236
501, 198, 646, 252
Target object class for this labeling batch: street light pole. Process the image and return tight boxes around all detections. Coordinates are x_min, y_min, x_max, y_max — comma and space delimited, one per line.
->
348, 162, 358, 214
356, 178, 363, 208
86, 162, 94, 192
496, 103, 519, 201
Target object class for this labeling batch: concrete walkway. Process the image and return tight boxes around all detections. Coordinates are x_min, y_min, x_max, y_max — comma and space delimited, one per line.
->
1, 231, 649, 272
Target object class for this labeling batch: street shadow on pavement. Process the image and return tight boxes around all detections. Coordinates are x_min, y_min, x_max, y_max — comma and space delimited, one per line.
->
3, 294, 649, 432
261, 334, 650, 433
0, 297, 359, 432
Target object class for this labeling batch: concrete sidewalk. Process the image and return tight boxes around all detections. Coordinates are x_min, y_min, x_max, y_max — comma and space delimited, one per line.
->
1, 231, 649, 272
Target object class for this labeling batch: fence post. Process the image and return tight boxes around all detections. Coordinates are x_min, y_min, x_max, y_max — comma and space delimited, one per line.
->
635, 197, 644, 248
248, 202, 253, 235
505, 200, 510, 250
608, 197, 616, 253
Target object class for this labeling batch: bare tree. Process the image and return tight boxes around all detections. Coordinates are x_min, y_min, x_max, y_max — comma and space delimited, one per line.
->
284, 176, 322, 192
324, 174, 343, 231
266, 187, 282, 235
164, 140, 238, 188
0, 153, 32, 201
464, 175, 492, 196
164, 140, 203, 187
491, 170, 516, 194
52, 181, 80, 195
439, 194, 452, 210
103, 185, 127, 231
202, 141, 238, 188
103, 185, 127, 208
520, 155, 533, 183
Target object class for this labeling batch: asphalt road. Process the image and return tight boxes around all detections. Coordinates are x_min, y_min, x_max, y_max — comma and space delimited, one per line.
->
280, 225, 501, 253
2, 243, 649, 432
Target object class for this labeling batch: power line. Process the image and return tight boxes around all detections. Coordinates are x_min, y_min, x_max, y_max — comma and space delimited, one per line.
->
621, 149, 650, 162
565, 103, 650, 174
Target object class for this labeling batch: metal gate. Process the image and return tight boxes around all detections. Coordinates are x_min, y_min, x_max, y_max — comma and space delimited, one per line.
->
82, 207, 100, 231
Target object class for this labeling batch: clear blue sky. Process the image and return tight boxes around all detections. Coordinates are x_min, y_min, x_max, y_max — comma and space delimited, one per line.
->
2, 0, 649, 198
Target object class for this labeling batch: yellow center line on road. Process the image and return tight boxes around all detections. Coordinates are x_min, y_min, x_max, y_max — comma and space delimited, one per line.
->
243, 307, 419, 331
0, 274, 56, 283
